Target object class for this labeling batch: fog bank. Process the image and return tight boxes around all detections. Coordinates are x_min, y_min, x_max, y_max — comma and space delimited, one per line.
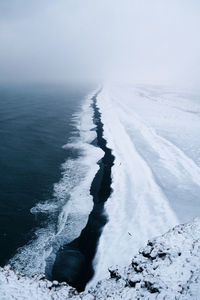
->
0, 0, 200, 87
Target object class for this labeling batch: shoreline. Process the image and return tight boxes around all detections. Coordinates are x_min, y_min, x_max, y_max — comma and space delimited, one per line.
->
52, 91, 115, 291
8, 90, 103, 284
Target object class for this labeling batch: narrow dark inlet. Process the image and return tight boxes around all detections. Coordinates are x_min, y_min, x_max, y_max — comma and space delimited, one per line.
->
52, 91, 115, 291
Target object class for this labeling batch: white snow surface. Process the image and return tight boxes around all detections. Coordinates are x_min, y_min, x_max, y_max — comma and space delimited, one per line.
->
1, 218, 200, 299
91, 85, 200, 283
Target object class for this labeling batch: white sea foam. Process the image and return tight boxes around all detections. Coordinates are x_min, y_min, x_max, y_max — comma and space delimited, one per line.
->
9, 89, 103, 275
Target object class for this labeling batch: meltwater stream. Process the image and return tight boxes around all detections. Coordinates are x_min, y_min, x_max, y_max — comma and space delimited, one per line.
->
52, 92, 115, 291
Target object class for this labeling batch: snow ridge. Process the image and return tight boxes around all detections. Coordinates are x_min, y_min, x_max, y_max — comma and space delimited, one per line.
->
86, 217, 200, 299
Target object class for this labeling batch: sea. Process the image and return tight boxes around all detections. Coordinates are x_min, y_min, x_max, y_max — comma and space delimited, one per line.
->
0, 83, 89, 267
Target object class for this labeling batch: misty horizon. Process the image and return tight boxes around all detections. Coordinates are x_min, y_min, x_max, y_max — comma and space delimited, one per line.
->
0, 0, 200, 87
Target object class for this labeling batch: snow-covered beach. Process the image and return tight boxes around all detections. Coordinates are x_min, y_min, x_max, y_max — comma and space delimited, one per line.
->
1, 0, 200, 298
91, 85, 200, 283
1, 84, 200, 299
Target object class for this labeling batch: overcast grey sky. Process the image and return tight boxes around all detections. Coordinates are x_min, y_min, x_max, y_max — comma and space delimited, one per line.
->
0, 0, 200, 86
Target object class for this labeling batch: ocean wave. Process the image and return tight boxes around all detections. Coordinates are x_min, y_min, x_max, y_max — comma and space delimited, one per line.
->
9, 89, 103, 276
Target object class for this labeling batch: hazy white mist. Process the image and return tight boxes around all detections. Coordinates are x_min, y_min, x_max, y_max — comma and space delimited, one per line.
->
0, 0, 200, 87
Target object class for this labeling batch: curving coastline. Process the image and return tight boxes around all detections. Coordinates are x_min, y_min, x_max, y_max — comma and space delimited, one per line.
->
52, 91, 115, 291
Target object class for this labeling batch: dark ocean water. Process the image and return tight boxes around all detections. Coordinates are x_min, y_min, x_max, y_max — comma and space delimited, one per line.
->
0, 83, 88, 266
52, 91, 115, 291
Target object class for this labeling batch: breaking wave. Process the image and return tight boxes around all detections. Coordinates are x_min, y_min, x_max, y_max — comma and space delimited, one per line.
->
9, 90, 103, 276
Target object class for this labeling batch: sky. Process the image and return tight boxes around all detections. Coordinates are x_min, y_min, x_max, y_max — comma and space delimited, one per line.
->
0, 0, 200, 87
